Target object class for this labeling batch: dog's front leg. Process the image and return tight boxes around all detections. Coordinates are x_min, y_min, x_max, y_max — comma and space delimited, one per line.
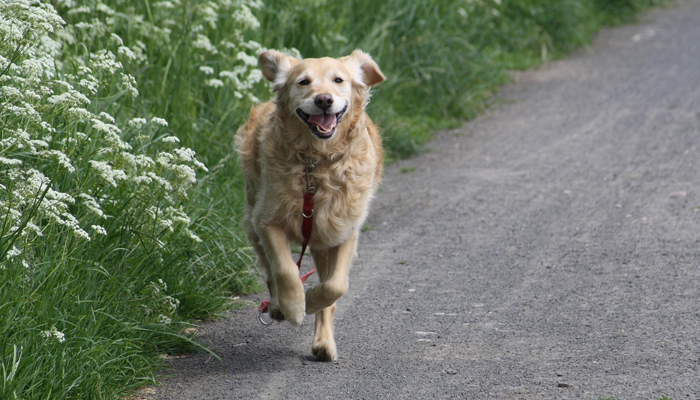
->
305, 233, 357, 315
306, 234, 358, 361
259, 224, 306, 325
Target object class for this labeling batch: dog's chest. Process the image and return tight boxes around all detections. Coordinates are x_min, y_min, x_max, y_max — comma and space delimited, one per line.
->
298, 159, 375, 246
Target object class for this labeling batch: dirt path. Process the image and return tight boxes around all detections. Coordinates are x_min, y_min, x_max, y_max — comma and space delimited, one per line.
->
155, 2, 700, 399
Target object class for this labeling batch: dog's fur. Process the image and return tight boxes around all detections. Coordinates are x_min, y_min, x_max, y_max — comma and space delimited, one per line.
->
236, 50, 385, 361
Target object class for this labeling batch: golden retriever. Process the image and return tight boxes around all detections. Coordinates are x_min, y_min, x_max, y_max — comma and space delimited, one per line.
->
236, 49, 385, 361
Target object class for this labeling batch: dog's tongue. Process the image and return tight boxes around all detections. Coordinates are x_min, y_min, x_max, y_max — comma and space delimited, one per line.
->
308, 113, 337, 132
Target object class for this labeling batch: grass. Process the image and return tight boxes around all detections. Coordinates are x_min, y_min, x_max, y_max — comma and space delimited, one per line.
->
0, 0, 670, 398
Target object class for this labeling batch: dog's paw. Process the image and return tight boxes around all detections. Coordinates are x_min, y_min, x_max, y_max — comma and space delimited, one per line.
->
312, 338, 337, 362
278, 287, 305, 326
305, 282, 346, 315
266, 301, 286, 322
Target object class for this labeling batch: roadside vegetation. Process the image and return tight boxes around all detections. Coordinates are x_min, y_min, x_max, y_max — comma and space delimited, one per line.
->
0, 0, 668, 398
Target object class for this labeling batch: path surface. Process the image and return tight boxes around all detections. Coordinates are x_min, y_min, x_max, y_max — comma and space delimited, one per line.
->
155, 2, 700, 399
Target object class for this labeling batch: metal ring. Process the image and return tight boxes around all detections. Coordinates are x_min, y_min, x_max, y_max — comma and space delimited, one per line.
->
258, 311, 273, 326
302, 209, 314, 218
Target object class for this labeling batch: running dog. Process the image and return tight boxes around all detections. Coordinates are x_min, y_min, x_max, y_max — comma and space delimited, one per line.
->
236, 49, 385, 361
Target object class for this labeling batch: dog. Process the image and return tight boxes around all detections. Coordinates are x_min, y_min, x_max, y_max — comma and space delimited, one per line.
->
236, 49, 385, 361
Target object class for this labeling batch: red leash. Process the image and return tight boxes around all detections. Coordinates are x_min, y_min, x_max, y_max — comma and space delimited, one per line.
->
258, 162, 318, 320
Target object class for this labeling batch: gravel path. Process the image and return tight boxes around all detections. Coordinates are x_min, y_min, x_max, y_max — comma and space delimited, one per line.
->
155, 2, 700, 399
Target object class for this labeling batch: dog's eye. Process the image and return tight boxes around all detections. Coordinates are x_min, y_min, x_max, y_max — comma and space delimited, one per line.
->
298, 79, 310, 86
334, 77, 344, 84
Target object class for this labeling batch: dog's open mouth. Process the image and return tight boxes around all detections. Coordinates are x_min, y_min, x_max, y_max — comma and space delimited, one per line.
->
296, 105, 347, 140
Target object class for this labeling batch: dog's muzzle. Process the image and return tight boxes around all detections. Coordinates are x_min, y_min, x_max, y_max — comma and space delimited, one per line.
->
296, 105, 348, 140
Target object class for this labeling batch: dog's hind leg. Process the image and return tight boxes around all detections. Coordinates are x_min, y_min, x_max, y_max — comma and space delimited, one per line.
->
313, 304, 337, 361
310, 248, 337, 361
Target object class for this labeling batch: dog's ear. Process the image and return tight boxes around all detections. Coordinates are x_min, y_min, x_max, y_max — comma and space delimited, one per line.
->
340, 50, 385, 88
259, 50, 299, 91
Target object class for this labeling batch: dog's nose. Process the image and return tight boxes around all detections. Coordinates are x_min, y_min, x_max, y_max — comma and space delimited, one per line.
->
314, 94, 334, 111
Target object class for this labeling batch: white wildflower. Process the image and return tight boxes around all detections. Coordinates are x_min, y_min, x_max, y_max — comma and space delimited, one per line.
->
120, 73, 139, 97
184, 228, 203, 243
146, 172, 173, 190
132, 175, 152, 184
172, 147, 197, 163
232, 5, 260, 30
6, 246, 22, 260
76, 77, 98, 95
91, 225, 107, 236
25, 222, 44, 236
78, 193, 105, 218
156, 152, 173, 166
98, 112, 115, 123
162, 295, 180, 312
1, 86, 23, 99
47, 90, 91, 107
199, 65, 214, 75
157, 315, 172, 324
95, 3, 115, 15
90, 50, 122, 74
165, 206, 190, 225
247, 69, 262, 84
236, 51, 257, 67
0, 157, 22, 166
162, 136, 180, 144
206, 78, 224, 88
158, 218, 174, 232
118, 46, 136, 60
200, 3, 218, 28
89, 160, 127, 187
133, 155, 155, 168
39, 150, 75, 172
67, 107, 93, 119
41, 326, 66, 343
192, 34, 217, 54
148, 279, 167, 293
127, 117, 147, 129
151, 117, 168, 127
67, 6, 91, 15
74, 22, 93, 30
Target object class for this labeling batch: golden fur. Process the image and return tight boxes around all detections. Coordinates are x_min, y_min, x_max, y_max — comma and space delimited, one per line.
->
236, 50, 385, 361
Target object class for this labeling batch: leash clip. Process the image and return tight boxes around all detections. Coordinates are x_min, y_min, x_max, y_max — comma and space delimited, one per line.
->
258, 311, 274, 326
304, 163, 316, 194
258, 300, 273, 326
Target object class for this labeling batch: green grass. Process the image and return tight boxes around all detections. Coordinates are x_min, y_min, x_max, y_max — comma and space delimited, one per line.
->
0, 0, 670, 398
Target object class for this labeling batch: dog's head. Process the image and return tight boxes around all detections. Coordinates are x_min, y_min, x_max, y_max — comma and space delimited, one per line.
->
259, 50, 385, 141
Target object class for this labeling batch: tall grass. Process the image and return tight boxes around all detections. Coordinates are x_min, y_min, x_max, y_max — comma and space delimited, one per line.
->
252, 0, 668, 158
1, 0, 667, 398
1, 1, 258, 398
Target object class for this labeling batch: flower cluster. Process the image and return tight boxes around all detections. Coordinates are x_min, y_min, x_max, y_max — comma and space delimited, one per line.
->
41, 326, 66, 344
55, 0, 267, 109
0, 1, 207, 268
143, 279, 181, 325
